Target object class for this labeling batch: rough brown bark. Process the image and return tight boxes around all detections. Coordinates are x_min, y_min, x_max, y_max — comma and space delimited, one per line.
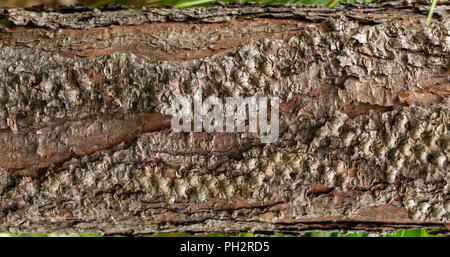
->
0, 1, 449, 235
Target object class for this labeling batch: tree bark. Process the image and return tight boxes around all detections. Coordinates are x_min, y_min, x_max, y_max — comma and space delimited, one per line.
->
0, 1, 449, 235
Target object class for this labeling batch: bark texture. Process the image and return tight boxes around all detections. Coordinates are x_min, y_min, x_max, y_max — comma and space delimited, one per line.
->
0, 1, 449, 235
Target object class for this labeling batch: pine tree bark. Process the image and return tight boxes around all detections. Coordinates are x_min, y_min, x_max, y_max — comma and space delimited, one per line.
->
0, 1, 449, 235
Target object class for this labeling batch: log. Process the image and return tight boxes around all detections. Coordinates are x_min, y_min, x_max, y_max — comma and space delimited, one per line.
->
0, 1, 449, 235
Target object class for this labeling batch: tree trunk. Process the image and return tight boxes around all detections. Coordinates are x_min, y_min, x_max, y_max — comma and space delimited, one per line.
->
0, 1, 449, 235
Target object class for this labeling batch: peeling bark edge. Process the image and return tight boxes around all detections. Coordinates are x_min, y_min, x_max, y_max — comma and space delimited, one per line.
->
1, 1, 449, 29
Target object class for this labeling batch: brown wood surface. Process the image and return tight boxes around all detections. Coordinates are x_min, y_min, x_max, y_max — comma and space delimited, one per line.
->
0, 1, 448, 235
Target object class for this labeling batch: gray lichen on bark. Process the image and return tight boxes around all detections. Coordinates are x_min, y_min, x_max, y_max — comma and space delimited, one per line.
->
0, 1, 449, 235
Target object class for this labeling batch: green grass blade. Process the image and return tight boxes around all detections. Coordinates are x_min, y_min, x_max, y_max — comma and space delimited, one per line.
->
327, 0, 339, 7
174, 0, 216, 7
426, 0, 438, 26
